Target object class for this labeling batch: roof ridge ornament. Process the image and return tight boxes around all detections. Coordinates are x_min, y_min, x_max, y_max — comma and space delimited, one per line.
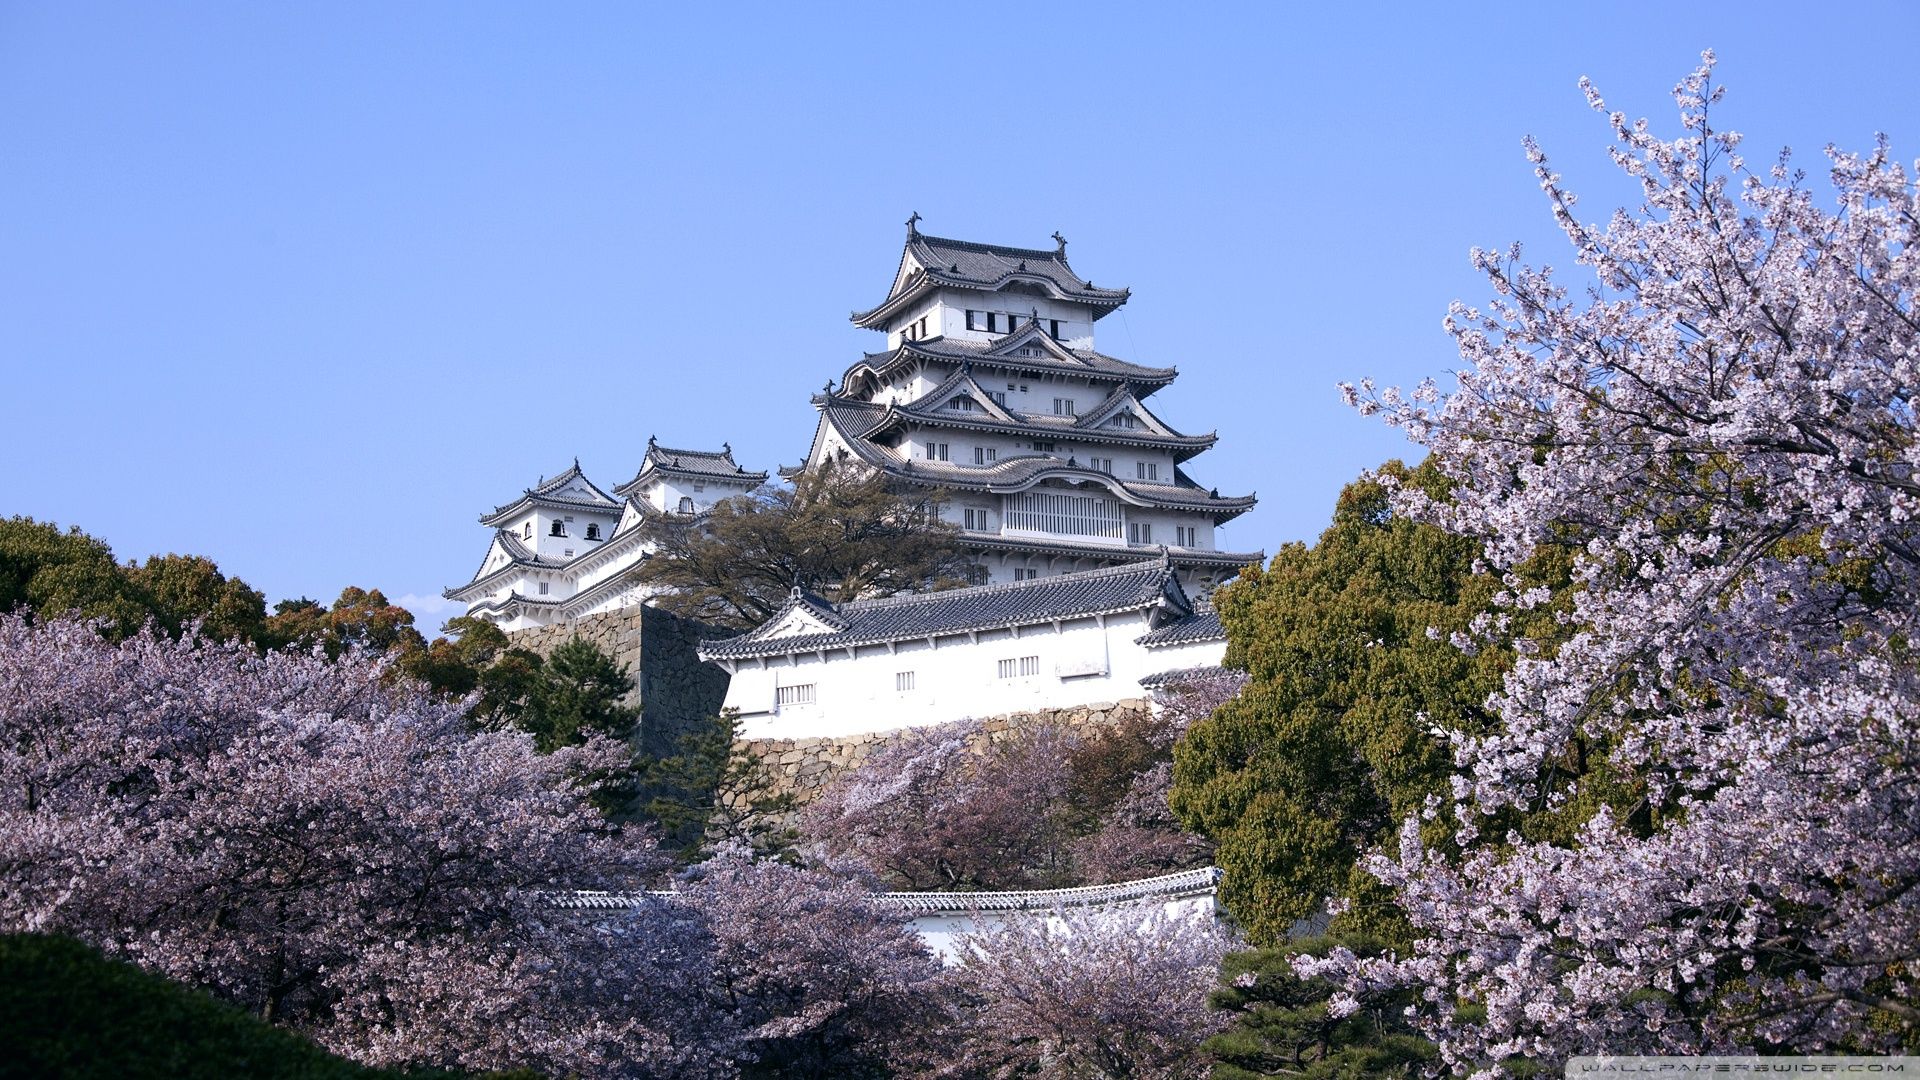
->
906, 211, 921, 237
1052, 230, 1067, 255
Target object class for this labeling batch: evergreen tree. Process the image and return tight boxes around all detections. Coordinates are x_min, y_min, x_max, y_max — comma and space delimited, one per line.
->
516, 636, 638, 753
1205, 935, 1433, 1080
636, 711, 795, 860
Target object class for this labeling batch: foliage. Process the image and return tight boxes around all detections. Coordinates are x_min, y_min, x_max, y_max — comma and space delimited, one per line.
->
0, 614, 727, 1077
677, 854, 955, 1079
945, 907, 1234, 1080
631, 459, 972, 629
635, 710, 797, 860
511, 636, 639, 753
1168, 461, 1559, 946
1204, 935, 1433, 1080
0, 932, 467, 1080
265, 585, 427, 660
0, 517, 269, 644
398, 615, 545, 727
1322, 55, 1920, 1065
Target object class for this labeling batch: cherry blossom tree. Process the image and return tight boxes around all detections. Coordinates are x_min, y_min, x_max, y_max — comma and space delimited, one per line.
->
676, 853, 956, 1077
0, 615, 728, 1077
946, 906, 1234, 1080
1325, 54, 1920, 1068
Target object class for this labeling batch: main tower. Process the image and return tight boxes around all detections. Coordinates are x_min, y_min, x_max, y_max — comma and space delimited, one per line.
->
795, 217, 1261, 590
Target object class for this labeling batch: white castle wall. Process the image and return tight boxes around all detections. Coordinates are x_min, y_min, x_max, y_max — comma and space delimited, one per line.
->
718, 608, 1224, 741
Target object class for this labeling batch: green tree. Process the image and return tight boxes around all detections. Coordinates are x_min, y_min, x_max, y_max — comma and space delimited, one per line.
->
1205, 935, 1434, 1080
262, 587, 426, 661
0, 517, 153, 637
631, 459, 971, 629
0, 518, 271, 646
514, 636, 638, 753
1171, 460, 1579, 947
635, 710, 796, 861
125, 553, 268, 645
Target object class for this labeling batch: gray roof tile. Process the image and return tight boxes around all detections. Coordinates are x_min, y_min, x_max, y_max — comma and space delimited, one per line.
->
699, 556, 1191, 661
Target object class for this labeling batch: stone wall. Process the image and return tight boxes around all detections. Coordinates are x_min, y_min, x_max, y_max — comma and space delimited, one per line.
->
738, 698, 1154, 815
508, 605, 732, 757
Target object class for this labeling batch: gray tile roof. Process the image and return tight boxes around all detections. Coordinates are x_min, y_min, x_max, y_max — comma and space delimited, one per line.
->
811, 396, 1256, 518
1138, 664, 1231, 688
699, 556, 1191, 661
612, 439, 768, 497
845, 334, 1177, 389
853, 231, 1131, 328
1134, 607, 1225, 647
480, 460, 623, 525
547, 865, 1223, 915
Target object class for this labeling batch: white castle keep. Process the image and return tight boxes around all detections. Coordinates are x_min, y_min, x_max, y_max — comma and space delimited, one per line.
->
801, 218, 1260, 591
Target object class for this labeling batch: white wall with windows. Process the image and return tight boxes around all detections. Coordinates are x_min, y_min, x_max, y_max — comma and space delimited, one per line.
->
711, 610, 1225, 740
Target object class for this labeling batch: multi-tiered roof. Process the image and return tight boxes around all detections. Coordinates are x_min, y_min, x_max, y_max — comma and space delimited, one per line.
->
801, 220, 1261, 585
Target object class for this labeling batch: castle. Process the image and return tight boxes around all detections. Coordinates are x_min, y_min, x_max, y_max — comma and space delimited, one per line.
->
802, 218, 1259, 591
445, 223, 1261, 734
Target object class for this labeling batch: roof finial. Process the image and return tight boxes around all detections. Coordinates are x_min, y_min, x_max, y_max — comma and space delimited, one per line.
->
905, 211, 922, 236
722, 441, 732, 454
573, 455, 580, 470
648, 434, 657, 447
1052, 230, 1067, 255
824, 379, 834, 394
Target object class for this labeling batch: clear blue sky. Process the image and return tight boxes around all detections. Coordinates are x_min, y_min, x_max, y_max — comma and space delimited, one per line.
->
5, 2, 1917, 629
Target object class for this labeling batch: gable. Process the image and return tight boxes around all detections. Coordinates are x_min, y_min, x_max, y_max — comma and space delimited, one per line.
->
760, 604, 843, 640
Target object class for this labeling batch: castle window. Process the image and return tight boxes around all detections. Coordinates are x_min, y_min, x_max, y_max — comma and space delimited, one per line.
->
1176, 525, 1198, 547
895, 671, 915, 692
1049, 319, 1065, 340
523, 522, 533, 539
1129, 522, 1154, 544
949, 396, 975, 412
1052, 398, 1076, 416
538, 581, 550, 595
1090, 457, 1114, 474
1031, 441, 1058, 454
1136, 461, 1160, 481
997, 655, 1040, 679
973, 446, 997, 465
586, 523, 601, 540
923, 442, 950, 462
966, 310, 985, 331
1014, 567, 1039, 581
550, 521, 566, 537
775, 684, 816, 707
678, 496, 695, 514
964, 508, 989, 530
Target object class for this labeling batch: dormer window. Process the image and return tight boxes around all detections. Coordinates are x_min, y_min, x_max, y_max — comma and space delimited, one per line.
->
550, 521, 566, 537
678, 496, 695, 514
1110, 412, 1140, 430
949, 396, 976, 412
585, 523, 601, 540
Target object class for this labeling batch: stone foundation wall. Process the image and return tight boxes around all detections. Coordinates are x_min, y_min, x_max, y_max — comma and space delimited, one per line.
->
738, 698, 1154, 814
508, 605, 732, 757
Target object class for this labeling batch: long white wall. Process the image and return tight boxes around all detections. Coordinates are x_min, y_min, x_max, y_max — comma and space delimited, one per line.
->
715, 610, 1225, 740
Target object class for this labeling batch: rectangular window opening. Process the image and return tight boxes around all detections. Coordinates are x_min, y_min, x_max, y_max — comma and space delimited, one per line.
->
775, 684, 816, 706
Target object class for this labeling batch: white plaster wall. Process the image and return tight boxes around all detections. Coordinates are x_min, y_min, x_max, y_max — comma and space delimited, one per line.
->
885, 291, 1097, 351
718, 611, 1226, 740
